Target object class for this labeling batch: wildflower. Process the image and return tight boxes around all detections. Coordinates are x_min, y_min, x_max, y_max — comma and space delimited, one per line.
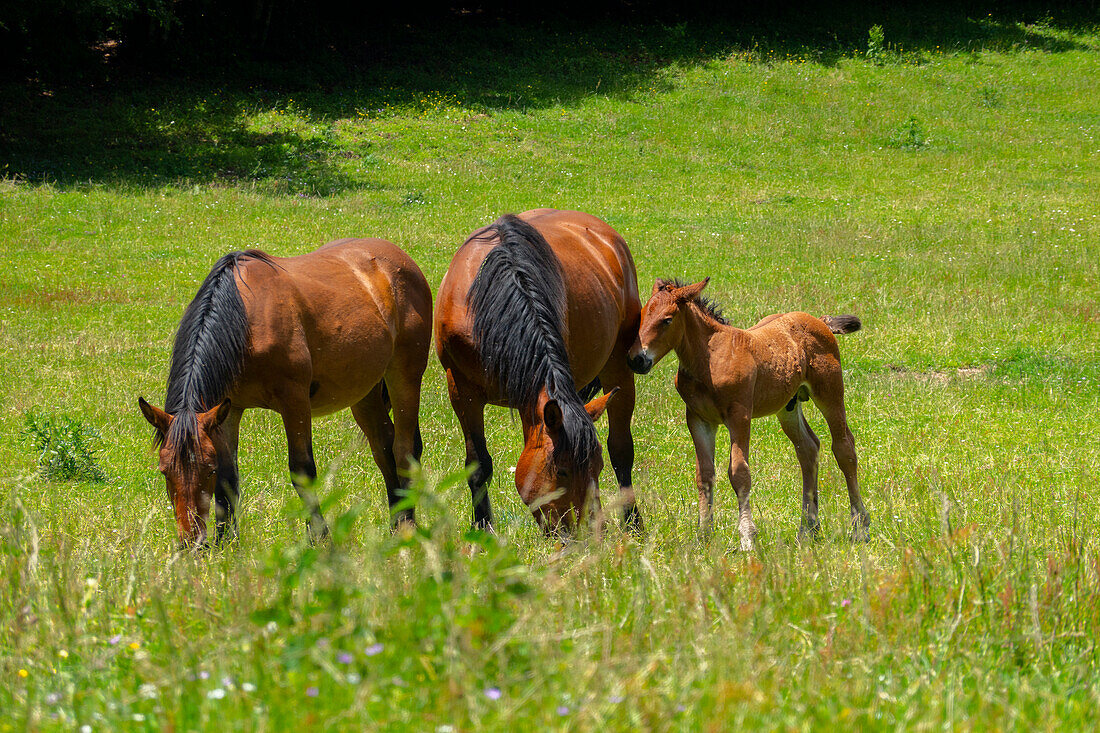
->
46, 692, 62, 705
58, 650, 69, 659
199, 671, 211, 680
108, 634, 122, 646
338, 652, 354, 664
609, 695, 625, 703
484, 687, 502, 700
841, 598, 852, 607
346, 673, 361, 684
365, 643, 384, 656
556, 706, 570, 716
132, 714, 146, 722
81, 726, 92, 733
242, 682, 257, 693
207, 688, 226, 700
18, 669, 29, 678
139, 683, 157, 699
129, 642, 141, 651
306, 686, 319, 697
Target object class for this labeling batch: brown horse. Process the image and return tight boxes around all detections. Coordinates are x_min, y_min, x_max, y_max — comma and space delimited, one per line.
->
627, 278, 870, 550
435, 209, 642, 536
138, 239, 432, 548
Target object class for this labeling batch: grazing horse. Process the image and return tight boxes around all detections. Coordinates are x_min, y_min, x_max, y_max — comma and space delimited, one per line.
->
138, 240, 432, 548
435, 209, 642, 536
627, 278, 870, 550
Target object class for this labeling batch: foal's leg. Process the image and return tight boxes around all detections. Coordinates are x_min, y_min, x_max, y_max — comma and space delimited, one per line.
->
777, 401, 821, 541
214, 405, 245, 545
278, 395, 329, 543
350, 383, 405, 526
445, 369, 494, 531
687, 407, 718, 539
599, 359, 642, 534
810, 382, 870, 541
725, 409, 756, 552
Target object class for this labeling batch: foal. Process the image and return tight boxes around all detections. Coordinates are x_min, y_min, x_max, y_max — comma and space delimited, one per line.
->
627, 278, 870, 550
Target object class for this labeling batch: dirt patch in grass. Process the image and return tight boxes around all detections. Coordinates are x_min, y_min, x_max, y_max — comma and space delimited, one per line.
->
884, 364, 992, 384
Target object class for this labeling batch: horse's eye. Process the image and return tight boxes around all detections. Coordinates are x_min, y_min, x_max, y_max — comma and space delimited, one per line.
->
661, 316, 674, 326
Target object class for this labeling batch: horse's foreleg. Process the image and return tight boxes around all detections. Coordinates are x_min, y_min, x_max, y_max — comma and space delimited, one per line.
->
214, 405, 245, 545
446, 369, 493, 531
279, 399, 328, 544
725, 412, 756, 552
599, 362, 642, 535
687, 408, 718, 540
777, 402, 821, 542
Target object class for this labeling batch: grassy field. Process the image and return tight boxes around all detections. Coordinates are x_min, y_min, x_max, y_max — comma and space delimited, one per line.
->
3, 6, 1100, 729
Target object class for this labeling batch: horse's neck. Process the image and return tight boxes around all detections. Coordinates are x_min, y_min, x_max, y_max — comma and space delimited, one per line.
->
675, 305, 732, 381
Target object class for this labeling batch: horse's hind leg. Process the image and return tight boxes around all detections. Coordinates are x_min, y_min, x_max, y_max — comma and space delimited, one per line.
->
777, 400, 821, 542
383, 359, 426, 529
809, 376, 870, 541
278, 395, 329, 544
351, 383, 405, 526
599, 360, 642, 534
445, 368, 493, 530
725, 410, 757, 552
214, 405, 245, 545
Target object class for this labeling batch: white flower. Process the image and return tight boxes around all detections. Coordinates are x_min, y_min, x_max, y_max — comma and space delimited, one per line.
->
206, 688, 226, 700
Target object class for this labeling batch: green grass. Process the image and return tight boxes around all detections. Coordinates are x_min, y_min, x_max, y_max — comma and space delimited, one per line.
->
3, 8, 1100, 730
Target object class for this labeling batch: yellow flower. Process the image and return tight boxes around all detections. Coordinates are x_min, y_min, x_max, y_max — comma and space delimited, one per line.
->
18, 669, 28, 678
129, 642, 141, 651
58, 650, 69, 659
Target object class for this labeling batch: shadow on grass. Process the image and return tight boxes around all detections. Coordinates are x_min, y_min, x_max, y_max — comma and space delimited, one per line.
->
1, 2, 1094, 193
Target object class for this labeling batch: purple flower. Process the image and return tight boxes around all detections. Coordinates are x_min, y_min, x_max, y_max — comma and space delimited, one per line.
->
676, 705, 686, 712
306, 686, 319, 697
337, 652, 353, 665
841, 598, 852, 607
108, 634, 122, 646
609, 695, 625, 704
315, 638, 330, 648
484, 687, 502, 700
199, 671, 211, 680
365, 643, 384, 656
556, 706, 570, 716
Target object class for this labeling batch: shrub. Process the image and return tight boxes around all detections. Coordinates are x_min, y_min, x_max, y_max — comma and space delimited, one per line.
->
21, 410, 108, 483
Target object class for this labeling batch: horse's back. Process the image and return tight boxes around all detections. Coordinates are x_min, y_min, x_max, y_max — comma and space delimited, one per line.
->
235, 238, 431, 413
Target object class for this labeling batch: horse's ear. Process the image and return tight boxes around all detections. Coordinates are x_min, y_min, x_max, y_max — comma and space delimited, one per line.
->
138, 397, 171, 433
584, 387, 619, 422
651, 278, 668, 297
200, 399, 232, 430
674, 277, 710, 302
543, 399, 565, 440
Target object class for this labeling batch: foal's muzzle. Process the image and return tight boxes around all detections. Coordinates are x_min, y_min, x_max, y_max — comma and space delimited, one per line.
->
627, 351, 654, 375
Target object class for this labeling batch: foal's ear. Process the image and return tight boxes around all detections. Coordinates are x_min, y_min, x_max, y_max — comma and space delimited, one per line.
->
583, 387, 619, 422
651, 278, 669, 297
199, 399, 233, 430
138, 397, 172, 433
543, 399, 565, 440
673, 277, 710, 302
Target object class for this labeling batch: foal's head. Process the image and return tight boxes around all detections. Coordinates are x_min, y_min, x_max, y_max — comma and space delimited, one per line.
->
138, 397, 231, 549
627, 278, 711, 374
515, 389, 617, 537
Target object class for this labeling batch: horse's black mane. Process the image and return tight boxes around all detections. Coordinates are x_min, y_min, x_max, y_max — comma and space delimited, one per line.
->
469, 214, 599, 472
156, 249, 276, 464
663, 278, 729, 325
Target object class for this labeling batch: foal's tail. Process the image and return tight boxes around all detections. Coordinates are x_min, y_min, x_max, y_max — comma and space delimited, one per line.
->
822, 314, 861, 335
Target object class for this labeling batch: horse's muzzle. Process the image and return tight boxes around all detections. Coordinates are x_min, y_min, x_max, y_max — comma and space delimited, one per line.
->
627, 351, 654, 375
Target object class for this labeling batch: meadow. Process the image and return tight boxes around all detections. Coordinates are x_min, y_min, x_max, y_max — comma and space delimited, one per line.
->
2, 6, 1100, 729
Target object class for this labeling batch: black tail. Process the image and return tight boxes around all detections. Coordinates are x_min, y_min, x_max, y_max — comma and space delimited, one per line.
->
468, 215, 598, 471
822, 314, 861, 335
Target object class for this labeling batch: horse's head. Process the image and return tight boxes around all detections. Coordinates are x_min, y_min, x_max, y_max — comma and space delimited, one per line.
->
138, 397, 231, 549
627, 278, 710, 375
515, 389, 617, 537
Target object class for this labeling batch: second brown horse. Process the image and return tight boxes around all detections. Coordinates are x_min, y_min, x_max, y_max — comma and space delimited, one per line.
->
435, 209, 642, 536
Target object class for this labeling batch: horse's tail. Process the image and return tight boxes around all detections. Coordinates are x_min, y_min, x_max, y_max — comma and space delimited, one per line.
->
468, 215, 598, 468
160, 250, 275, 454
822, 314, 861, 335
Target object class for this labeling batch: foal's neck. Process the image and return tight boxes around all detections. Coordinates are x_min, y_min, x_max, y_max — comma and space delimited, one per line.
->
674, 302, 731, 379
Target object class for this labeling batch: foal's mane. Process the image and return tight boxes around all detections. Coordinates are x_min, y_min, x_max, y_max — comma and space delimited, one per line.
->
661, 278, 729, 325
469, 215, 599, 471
156, 249, 277, 465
